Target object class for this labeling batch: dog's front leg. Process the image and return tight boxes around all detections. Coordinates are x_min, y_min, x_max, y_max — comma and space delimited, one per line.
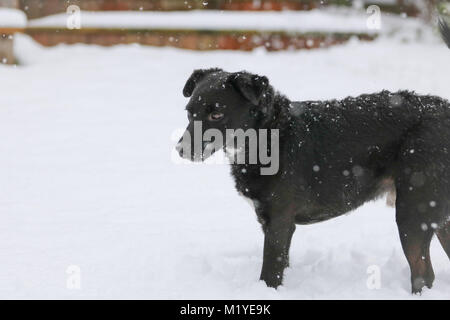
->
259, 210, 295, 288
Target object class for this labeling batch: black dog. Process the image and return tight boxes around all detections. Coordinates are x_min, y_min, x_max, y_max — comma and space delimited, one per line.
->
176, 23, 450, 294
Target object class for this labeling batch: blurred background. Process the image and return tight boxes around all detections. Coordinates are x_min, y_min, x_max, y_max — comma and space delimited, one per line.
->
0, 0, 449, 64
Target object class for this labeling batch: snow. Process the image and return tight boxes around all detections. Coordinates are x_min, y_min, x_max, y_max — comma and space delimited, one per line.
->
0, 8, 27, 28
0, 32, 449, 299
28, 8, 423, 34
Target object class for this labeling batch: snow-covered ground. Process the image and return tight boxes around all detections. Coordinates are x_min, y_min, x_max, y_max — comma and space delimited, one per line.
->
0, 31, 449, 299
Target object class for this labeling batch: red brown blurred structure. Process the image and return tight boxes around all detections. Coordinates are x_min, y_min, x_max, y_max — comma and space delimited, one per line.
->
24, 27, 376, 51
0, 0, 436, 56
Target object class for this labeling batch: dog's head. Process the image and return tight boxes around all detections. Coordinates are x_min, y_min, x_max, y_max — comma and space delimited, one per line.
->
176, 68, 274, 161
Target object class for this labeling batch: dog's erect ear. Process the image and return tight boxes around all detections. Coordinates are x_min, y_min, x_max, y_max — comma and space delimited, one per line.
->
183, 68, 222, 97
229, 72, 269, 105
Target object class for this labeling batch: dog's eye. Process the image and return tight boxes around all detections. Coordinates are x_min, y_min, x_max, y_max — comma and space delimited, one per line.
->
208, 111, 224, 121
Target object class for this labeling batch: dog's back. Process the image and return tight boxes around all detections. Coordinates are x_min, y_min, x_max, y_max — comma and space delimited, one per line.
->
282, 90, 450, 221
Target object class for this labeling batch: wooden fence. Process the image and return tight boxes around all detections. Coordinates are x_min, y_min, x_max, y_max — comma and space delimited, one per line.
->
19, 0, 423, 19
23, 27, 376, 51
0, 0, 444, 64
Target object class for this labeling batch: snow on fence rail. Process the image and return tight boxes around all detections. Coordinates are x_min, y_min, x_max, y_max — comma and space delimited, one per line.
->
27, 10, 379, 33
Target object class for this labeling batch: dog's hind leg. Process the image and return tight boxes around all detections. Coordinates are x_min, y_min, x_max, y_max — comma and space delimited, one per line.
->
395, 187, 436, 294
396, 180, 437, 294
436, 221, 450, 260
392, 124, 450, 293
396, 217, 435, 294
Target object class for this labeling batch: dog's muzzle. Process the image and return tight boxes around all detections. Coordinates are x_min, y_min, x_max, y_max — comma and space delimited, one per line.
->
176, 141, 188, 159
176, 140, 217, 162
175, 139, 202, 162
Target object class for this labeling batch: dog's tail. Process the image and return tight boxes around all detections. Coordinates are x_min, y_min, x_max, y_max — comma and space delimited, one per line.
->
439, 18, 450, 49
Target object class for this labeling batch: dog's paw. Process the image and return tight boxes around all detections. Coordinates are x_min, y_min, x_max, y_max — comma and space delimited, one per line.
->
260, 275, 283, 289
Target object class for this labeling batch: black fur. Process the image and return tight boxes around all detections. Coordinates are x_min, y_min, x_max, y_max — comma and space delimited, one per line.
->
176, 24, 450, 294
